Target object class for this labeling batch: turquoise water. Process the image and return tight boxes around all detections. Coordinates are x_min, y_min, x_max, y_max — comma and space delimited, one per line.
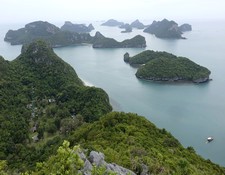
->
1, 20, 225, 166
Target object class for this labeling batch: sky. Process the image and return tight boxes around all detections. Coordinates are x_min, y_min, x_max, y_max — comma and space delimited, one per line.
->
1, 0, 225, 24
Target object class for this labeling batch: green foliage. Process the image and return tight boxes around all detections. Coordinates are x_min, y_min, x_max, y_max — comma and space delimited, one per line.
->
127, 50, 175, 65
31, 140, 84, 175
0, 160, 8, 175
136, 56, 210, 82
91, 165, 117, 175
69, 112, 225, 175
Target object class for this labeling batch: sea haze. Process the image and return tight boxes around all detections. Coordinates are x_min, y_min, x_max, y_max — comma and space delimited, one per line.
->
1, 19, 225, 166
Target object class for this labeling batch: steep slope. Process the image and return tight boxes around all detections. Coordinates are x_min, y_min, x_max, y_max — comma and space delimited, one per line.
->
69, 112, 225, 175
0, 40, 112, 171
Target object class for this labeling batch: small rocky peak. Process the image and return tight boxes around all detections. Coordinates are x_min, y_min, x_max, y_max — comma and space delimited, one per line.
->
88, 23, 95, 30
21, 40, 55, 65
124, 52, 130, 62
94, 31, 105, 39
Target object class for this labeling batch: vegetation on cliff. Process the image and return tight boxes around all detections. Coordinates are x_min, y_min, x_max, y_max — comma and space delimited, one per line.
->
69, 112, 225, 175
0, 40, 112, 172
125, 50, 211, 83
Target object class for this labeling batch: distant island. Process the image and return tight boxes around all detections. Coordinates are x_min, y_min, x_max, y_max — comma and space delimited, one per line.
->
60, 21, 94, 33
144, 19, 192, 39
4, 21, 92, 47
4, 21, 146, 48
130, 19, 145, 29
124, 50, 211, 83
102, 19, 146, 33
101, 19, 124, 26
92, 32, 146, 48
179, 23, 192, 32
120, 23, 132, 33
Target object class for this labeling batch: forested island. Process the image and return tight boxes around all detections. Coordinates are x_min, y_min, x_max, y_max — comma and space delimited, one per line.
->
92, 32, 146, 48
0, 40, 224, 175
124, 50, 211, 83
4, 21, 146, 48
144, 19, 192, 39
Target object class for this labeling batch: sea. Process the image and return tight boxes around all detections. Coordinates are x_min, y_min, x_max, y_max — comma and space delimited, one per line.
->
1, 19, 225, 166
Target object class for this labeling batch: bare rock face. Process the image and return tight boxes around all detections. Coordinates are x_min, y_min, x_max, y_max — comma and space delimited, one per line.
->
79, 151, 136, 175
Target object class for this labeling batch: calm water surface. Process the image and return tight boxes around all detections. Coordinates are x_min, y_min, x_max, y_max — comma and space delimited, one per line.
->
1, 20, 225, 166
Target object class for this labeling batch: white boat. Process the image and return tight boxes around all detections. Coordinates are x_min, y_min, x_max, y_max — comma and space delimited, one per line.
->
207, 137, 213, 142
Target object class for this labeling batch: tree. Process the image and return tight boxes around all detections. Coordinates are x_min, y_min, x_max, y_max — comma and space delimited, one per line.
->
33, 140, 84, 175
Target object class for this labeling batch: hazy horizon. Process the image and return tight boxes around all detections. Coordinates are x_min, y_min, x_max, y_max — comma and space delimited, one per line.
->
1, 0, 225, 24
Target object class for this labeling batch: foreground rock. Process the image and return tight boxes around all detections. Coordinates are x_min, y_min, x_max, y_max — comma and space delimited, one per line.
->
79, 151, 136, 175
125, 50, 211, 83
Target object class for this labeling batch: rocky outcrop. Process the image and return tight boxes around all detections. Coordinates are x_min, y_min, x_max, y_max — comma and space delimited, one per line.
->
179, 23, 192, 32
123, 52, 130, 62
130, 19, 145, 29
193, 77, 210, 83
78, 151, 136, 175
101, 19, 124, 26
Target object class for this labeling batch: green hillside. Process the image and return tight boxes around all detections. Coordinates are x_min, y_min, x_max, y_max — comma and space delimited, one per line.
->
0, 40, 112, 171
69, 112, 225, 175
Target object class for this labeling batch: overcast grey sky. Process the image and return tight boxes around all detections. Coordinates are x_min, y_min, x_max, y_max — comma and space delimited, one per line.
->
1, 0, 225, 24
